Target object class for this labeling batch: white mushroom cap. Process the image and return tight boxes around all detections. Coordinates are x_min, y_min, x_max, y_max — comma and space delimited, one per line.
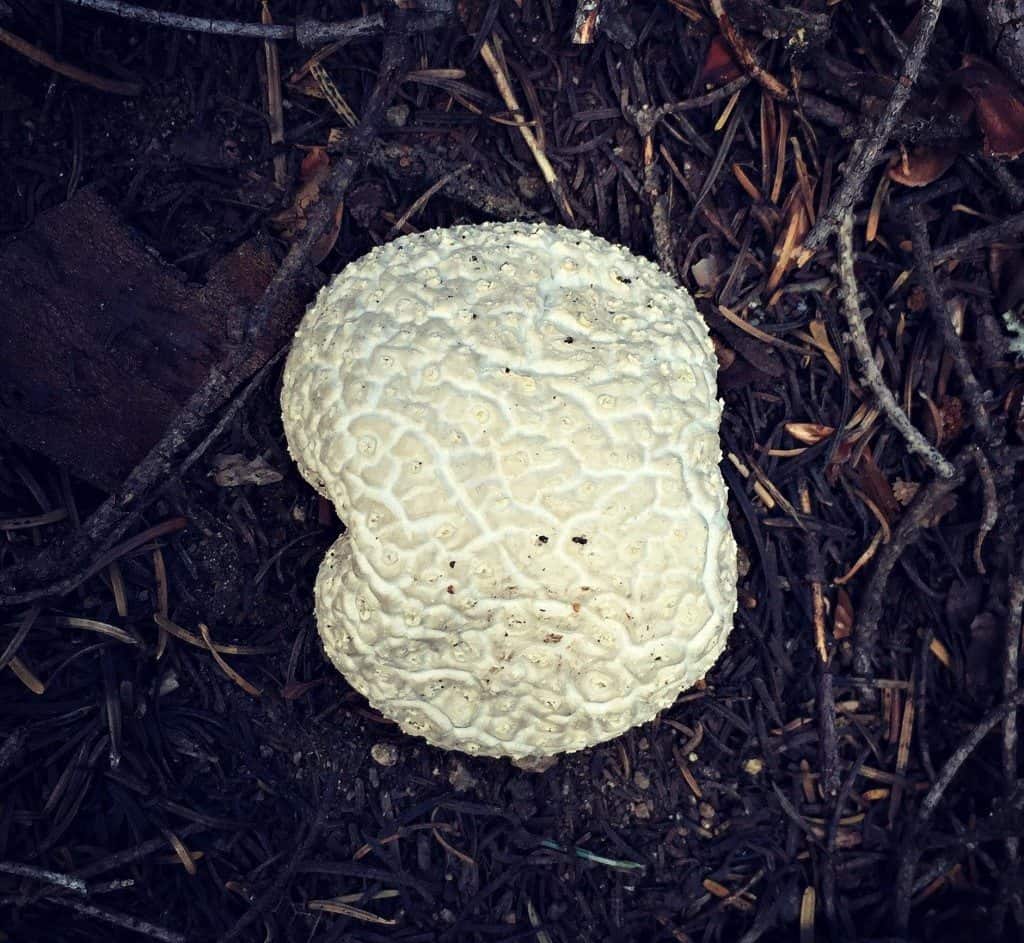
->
281, 222, 737, 758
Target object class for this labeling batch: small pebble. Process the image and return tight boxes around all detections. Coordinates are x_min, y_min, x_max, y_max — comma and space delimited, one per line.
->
371, 742, 399, 767
386, 104, 410, 128
631, 800, 652, 820
448, 760, 478, 792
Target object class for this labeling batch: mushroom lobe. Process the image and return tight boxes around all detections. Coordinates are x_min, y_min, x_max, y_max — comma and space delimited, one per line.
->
281, 222, 737, 758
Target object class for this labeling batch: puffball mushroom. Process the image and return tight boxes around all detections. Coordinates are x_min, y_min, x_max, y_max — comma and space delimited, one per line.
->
281, 222, 737, 759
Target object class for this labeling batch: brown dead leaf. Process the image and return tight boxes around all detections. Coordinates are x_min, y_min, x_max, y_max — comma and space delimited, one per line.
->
712, 334, 737, 371
893, 479, 920, 506
966, 612, 1000, 692
785, 422, 835, 445
888, 145, 958, 188
936, 396, 965, 444
767, 185, 811, 293
701, 35, 742, 86
887, 89, 973, 187
854, 446, 900, 523
807, 319, 842, 374
825, 437, 855, 482
271, 147, 344, 263
906, 285, 928, 313
212, 453, 283, 488
954, 55, 1024, 160
833, 587, 854, 640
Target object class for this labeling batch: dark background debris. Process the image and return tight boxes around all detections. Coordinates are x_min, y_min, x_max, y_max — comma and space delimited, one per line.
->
1, 1, 1023, 941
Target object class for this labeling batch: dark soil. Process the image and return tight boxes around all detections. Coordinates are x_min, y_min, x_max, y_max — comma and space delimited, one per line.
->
2, 2, 1024, 942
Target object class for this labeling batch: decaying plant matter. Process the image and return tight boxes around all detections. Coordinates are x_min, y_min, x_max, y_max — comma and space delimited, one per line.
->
1, 1, 1023, 940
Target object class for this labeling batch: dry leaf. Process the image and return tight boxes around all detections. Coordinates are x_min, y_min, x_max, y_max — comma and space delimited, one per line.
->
808, 319, 842, 374
691, 256, 720, 290
887, 144, 958, 188
893, 479, 921, 506
833, 587, 854, 640
712, 335, 737, 371
785, 422, 835, 444
887, 89, 972, 187
271, 147, 344, 263
954, 55, 1024, 160
767, 185, 810, 293
936, 396, 965, 444
852, 445, 900, 524
212, 453, 283, 488
701, 35, 742, 86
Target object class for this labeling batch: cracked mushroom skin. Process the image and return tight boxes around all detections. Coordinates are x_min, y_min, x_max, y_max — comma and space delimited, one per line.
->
281, 222, 737, 759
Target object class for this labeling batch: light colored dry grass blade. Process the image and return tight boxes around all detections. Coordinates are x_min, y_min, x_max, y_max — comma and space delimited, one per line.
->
307, 900, 397, 925
152, 614, 274, 656
771, 106, 790, 205
479, 36, 573, 222
9, 656, 45, 694
163, 830, 198, 876
311, 61, 357, 127
834, 529, 885, 585
572, 0, 601, 43
717, 304, 814, 356
866, 174, 890, 243
199, 623, 262, 697
799, 886, 816, 943
888, 692, 916, 826
260, 1, 287, 186
56, 616, 138, 646
108, 562, 128, 618
387, 164, 470, 238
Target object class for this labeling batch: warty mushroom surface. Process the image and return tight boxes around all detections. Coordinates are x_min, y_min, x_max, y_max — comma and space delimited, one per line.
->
281, 221, 737, 759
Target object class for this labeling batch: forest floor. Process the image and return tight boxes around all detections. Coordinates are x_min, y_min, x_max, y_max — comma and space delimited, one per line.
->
1, 1, 1023, 941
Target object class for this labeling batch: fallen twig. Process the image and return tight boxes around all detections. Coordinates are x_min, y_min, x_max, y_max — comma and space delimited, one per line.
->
800, 482, 839, 798
0, 861, 88, 895
218, 769, 340, 943
0, 11, 425, 608
907, 206, 994, 444
995, 552, 1024, 933
932, 209, 1024, 263
260, 1, 287, 187
709, 0, 789, 101
61, 0, 451, 46
801, 0, 945, 256
971, 445, 999, 573
628, 77, 750, 137
572, 0, 602, 43
42, 898, 187, 943
365, 141, 538, 222
894, 687, 1024, 930
837, 211, 956, 480
479, 34, 574, 224
851, 450, 969, 686
0, 25, 142, 95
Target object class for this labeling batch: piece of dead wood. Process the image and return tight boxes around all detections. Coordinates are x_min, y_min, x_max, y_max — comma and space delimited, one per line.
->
0, 189, 303, 491
0, 13, 422, 607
